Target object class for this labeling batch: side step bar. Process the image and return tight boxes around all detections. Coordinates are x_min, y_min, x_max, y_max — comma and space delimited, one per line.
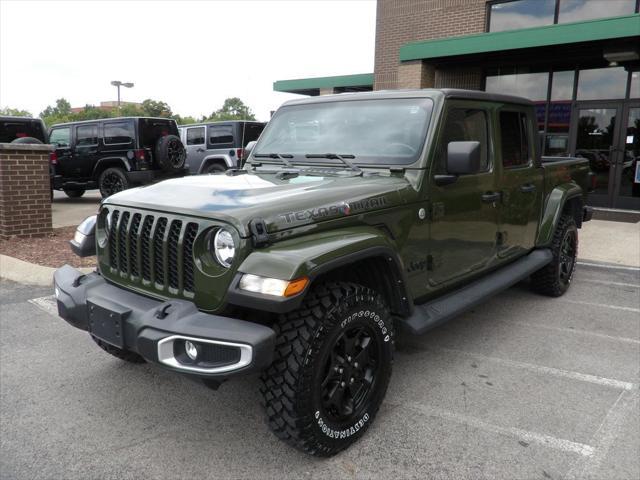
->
400, 249, 553, 335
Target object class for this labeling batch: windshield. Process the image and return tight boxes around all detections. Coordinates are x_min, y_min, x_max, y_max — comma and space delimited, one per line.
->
254, 98, 433, 165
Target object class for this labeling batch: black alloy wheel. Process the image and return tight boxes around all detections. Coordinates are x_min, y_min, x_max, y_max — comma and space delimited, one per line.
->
99, 167, 129, 198
319, 324, 381, 424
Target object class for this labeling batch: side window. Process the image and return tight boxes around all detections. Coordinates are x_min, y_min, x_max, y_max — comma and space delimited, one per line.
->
104, 122, 134, 145
436, 108, 489, 174
500, 111, 531, 168
50, 127, 71, 147
76, 124, 98, 147
208, 125, 234, 145
186, 127, 205, 145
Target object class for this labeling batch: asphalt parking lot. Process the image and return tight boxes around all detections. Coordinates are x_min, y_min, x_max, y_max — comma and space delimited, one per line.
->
51, 190, 101, 228
1, 263, 638, 479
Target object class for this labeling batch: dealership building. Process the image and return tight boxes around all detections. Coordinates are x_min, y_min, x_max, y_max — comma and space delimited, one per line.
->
274, 0, 640, 210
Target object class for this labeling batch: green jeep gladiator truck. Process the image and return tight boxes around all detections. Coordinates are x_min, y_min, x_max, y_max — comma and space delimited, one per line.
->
54, 89, 593, 456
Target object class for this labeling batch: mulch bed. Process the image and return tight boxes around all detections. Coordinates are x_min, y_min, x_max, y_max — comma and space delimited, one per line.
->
0, 226, 97, 269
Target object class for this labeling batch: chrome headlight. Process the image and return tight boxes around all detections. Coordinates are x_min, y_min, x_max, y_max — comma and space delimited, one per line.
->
212, 228, 236, 268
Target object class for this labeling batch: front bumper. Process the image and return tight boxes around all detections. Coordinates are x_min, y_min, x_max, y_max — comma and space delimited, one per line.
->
53, 265, 275, 380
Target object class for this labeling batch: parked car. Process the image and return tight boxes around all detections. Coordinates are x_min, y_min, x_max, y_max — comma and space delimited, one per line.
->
0, 116, 48, 144
49, 117, 187, 198
179, 121, 265, 174
55, 89, 593, 456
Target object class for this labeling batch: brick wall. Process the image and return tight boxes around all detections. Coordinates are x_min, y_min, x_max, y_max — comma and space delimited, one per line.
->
374, 0, 487, 90
0, 144, 53, 239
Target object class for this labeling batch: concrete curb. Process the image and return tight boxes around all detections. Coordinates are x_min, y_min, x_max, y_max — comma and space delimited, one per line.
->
0, 254, 94, 287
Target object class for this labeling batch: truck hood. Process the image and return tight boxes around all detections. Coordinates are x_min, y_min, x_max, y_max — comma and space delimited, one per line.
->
104, 171, 417, 236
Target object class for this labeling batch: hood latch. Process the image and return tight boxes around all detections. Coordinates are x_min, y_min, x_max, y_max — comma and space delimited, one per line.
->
249, 218, 270, 247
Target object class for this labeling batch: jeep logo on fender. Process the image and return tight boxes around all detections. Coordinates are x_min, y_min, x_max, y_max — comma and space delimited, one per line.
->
279, 196, 388, 224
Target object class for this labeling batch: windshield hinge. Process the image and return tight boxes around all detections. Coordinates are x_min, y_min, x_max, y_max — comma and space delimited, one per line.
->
249, 218, 270, 247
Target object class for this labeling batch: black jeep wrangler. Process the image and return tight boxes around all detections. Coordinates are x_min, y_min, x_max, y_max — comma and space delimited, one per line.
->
49, 117, 186, 198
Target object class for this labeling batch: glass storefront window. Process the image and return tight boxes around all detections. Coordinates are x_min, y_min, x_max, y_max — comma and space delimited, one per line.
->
631, 72, 640, 99
577, 67, 628, 101
489, 0, 555, 32
550, 70, 574, 100
557, 0, 636, 24
485, 72, 549, 101
619, 107, 640, 201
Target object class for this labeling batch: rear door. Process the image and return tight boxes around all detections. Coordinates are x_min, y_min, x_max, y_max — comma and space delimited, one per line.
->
428, 101, 499, 287
185, 126, 206, 173
496, 108, 543, 259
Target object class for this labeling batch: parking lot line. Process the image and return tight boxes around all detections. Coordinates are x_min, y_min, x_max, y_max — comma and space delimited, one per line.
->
580, 278, 640, 289
396, 402, 595, 457
496, 318, 640, 345
577, 261, 640, 272
28, 295, 57, 317
559, 299, 640, 314
565, 390, 640, 479
431, 347, 637, 391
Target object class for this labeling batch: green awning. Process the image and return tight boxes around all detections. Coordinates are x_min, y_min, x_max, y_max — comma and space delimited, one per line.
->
400, 14, 640, 62
273, 73, 374, 95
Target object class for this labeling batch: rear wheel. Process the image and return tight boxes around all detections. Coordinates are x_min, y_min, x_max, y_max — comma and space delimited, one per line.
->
531, 213, 578, 296
63, 189, 85, 198
91, 335, 145, 363
99, 167, 129, 198
203, 163, 226, 174
260, 282, 394, 457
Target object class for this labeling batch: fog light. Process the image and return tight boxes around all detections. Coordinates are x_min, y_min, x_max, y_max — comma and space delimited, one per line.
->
185, 340, 199, 361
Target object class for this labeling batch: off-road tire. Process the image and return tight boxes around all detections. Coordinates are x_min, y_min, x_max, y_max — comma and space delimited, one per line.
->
11, 136, 43, 144
90, 335, 145, 363
99, 167, 129, 198
203, 163, 226, 174
63, 189, 85, 198
155, 135, 186, 172
260, 282, 394, 457
531, 213, 578, 296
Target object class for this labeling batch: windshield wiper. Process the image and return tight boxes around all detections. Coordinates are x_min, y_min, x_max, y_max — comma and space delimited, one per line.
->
253, 153, 294, 168
304, 153, 362, 175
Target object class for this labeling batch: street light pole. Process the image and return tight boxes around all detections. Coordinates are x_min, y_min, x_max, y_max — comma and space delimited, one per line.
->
110, 80, 134, 109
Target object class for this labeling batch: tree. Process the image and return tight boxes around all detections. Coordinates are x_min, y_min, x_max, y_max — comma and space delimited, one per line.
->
205, 97, 256, 121
141, 99, 172, 118
0, 107, 33, 117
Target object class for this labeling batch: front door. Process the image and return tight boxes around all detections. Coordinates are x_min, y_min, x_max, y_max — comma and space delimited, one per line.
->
428, 102, 499, 288
571, 103, 623, 208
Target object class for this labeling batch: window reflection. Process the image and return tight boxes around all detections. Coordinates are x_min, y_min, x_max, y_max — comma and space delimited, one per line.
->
630, 72, 640, 99
620, 108, 640, 200
575, 108, 617, 195
485, 72, 549, 100
545, 70, 574, 156
489, 0, 555, 32
577, 67, 628, 100
557, 0, 636, 23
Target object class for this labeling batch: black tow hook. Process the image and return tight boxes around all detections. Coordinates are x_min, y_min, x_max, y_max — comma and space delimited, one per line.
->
155, 303, 172, 319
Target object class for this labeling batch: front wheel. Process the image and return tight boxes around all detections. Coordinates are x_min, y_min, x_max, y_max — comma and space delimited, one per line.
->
98, 167, 129, 198
260, 282, 394, 457
531, 213, 578, 296
63, 189, 85, 198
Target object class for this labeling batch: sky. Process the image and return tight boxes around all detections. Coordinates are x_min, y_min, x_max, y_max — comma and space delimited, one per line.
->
0, 0, 376, 121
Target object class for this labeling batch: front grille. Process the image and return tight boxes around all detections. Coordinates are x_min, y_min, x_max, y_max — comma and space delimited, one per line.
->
107, 209, 199, 296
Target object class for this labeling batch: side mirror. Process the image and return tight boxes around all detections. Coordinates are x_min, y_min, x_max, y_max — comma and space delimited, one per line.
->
447, 141, 481, 175
244, 141, 257, 159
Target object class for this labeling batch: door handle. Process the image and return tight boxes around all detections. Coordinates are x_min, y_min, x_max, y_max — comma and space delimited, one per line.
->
520, 183, 536, 193
481, 192, 501, 203
196, 148, 205, 153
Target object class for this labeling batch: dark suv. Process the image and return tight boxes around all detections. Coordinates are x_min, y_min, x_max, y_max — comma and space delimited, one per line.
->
50, 117, 186, 198
0, 116, 48, 144
179, 121, 265, 174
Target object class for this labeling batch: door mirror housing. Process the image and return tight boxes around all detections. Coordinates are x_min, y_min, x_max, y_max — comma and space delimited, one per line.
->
447, 141, 481, 175
244, 141, 257, 159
